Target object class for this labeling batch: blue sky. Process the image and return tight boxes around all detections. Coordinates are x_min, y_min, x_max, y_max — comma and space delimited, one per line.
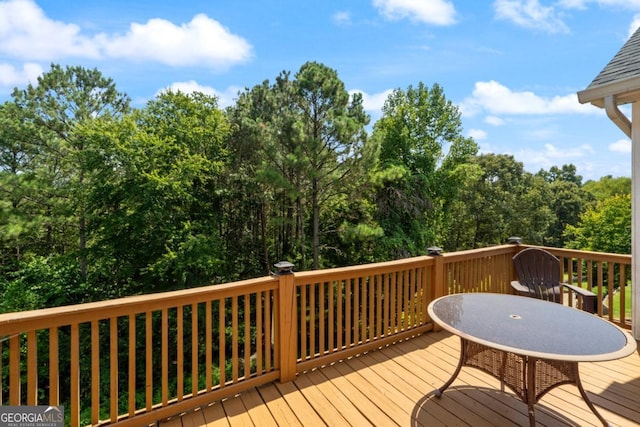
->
0, 0, 638, 181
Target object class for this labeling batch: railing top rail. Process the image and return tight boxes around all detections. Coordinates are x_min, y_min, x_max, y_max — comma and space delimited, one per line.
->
441, 244, 518, 262
293, 255, 433, 282
523, 245, 632, 263
0, 276, 278, 334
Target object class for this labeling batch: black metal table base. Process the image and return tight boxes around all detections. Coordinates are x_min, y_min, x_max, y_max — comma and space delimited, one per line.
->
435, 338, 611, 427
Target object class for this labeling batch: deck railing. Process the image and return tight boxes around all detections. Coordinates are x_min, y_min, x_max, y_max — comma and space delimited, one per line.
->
0, 244, 631, 426
542, 246, 632, 327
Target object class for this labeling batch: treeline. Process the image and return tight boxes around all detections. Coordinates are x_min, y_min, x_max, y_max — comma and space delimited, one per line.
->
0, 63, 632, 312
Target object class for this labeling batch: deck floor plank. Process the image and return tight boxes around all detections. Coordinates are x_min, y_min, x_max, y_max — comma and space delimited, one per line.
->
272, 379, 326, 426
301, 367, 373, 426
255, 383, 303, 427
162, 331, 640, 427
200, 402, 230, 427
239, 388, 279, 427
316, 361, 398, 426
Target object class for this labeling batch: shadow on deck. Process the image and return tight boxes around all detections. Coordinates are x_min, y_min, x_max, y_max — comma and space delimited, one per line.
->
160, 331, 640, 427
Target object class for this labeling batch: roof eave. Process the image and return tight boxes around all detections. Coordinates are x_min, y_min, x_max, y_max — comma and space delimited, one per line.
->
578, 75, 640, 108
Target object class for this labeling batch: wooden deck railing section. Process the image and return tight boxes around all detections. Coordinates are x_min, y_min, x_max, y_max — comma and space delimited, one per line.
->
542, 246, 632, 327
0, 244, 632, 426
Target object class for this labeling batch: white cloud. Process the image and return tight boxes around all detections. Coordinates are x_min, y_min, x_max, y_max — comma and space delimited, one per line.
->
556, 0, 640, 11
593, 0, 640, 9
0, 0, 99, 59
556, 0, 587, 9
485, 115, 505, 126
373, 0, 456, 25
99, 14, 252, 68
0, 62, 43, 88
493, 0, 569, 33
0, 0, 252, 69
460, 80, 596, 117
514, 142, 595, 171
160, 81, 241, 108
609, 138, 632, 153
351, 88, 393, 112
468, 129, 488, 140
333, 11, 352, 26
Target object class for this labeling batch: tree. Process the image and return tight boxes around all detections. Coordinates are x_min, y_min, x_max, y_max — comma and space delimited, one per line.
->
564, 194, 631, 255
83, 90, 230, 294
227, 62, 372, 270
444, 154, 553, 249
294, 61, 371, 269
225, 75, 302, 275
8, 64, 130, 282
371, 82, 477, 257
583, 175, 631, 201
536, 164, 592, 248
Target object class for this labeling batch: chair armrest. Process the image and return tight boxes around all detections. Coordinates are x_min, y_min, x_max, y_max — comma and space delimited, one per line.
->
510, 280, 530, 294
561, 283, 597, 313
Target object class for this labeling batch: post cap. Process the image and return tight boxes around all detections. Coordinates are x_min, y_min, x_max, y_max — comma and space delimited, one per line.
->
427, 246, 443, 256
274, 261, 295, 274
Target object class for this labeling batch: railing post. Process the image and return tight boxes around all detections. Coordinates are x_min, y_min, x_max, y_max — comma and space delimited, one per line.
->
428, 247, 445, 332
275, 261, 297, 382
507, 237, 522, 286
428, 247, 445, 300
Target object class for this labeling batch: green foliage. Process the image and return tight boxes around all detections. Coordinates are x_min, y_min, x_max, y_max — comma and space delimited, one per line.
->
371, 82, 478, 257
583, 175, 631, 201
0, 255, 85, 312
564, 193, 631, 254
225, 62, 373, 271
536, 164, 593, 247
0, 61, 630, 309
443, 154, 554, 249
81, 91, 230, 294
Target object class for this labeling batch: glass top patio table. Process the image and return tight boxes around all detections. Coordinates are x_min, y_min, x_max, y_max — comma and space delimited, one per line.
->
428, 293, 636, 427
428, 292, 636, 362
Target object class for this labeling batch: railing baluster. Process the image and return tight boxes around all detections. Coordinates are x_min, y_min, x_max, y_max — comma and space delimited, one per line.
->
49, 327, 58, 406
162, 308, 168, 405
206, 300, 212, 390
265, 292, 272, 372
232, 296, 238, 382
345, 278, 352, 348
256, 294, 263, 375
319, 283, 325, 355
128, 314, 136, 417
219, 298, 226, 388
27, 330, 36, 405
337, 280, 342, 351
192, 303, 198, 397
110, 316, 118, 422
70, 323, 80, 427
177, 306, 183, 401
145, 311, 152, 412
300, 284, 307, 360
244, 295, 251, 379
309, 283, 316, 359
9, 335, 19, 405
619, 264, 627, 324
91, 320, 99, 424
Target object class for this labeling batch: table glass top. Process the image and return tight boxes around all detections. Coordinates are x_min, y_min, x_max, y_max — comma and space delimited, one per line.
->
428, 293, 633, 359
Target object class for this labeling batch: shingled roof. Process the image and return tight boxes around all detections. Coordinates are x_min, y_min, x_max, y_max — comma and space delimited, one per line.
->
578, 26, 640, 108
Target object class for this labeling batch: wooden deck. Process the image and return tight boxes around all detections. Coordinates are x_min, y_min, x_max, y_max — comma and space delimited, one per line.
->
159, 331, 640, 427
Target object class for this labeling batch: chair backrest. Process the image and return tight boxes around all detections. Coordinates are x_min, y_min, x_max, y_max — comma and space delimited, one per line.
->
512, 248, 561, 303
